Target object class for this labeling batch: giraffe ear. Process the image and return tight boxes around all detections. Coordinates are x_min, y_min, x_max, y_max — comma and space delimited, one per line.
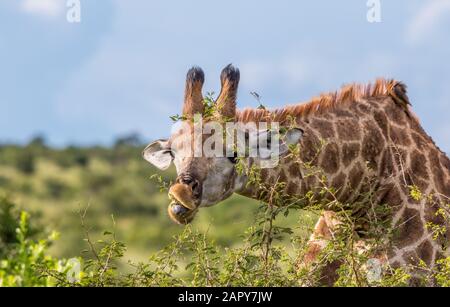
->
248, 127, 303, 169
248, 127, 303, 160
279, 128, 303, 154
261, 127, 303, 158
284, 128, 304, 146
142, 139, 173, 170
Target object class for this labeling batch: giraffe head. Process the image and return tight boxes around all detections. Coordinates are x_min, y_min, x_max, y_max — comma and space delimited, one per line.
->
143, 65, 303, 224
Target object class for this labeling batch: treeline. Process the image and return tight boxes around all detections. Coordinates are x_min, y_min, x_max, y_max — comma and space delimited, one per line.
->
0, 134, 261, 260
0, 133, 145, 174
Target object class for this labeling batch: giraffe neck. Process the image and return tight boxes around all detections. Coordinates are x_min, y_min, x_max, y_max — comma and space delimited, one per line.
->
235, 101, 378, 206
234, 93, 450, 270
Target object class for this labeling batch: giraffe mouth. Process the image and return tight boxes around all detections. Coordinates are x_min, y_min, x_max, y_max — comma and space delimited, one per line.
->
167, 185, 199, 224
168, 200, 198, 225
168, 184, 198, 210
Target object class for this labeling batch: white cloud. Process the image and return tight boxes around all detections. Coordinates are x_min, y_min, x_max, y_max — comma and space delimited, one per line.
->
406, 0, 450, 44
21, 0, 64, 18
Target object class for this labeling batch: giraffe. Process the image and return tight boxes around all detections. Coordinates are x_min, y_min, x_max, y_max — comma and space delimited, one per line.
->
143, 64, 450, 284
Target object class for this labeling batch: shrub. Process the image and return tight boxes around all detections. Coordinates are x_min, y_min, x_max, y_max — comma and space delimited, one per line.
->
0, 197, 19, 254
0, 197, 449, 287
15, 150, 35, 174
45, 178, 71, 199
0, 204, 77, 286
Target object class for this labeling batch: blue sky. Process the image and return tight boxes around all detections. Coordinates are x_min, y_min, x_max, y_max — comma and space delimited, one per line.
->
1, 0, 449, 152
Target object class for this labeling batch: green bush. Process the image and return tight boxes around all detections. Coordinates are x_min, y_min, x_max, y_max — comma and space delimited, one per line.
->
0, 197, 449, 287
0, 203, 77, 286
45, 178, 71, 199
0, 197, 19, 254
15, 150, 35, 175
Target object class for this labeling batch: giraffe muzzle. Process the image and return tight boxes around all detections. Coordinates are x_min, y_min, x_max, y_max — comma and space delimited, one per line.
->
167, 183, 199, 224
168, 183, 198, 210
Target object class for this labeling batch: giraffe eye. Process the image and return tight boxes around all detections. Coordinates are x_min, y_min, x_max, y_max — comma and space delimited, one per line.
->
227, 152, 238, 164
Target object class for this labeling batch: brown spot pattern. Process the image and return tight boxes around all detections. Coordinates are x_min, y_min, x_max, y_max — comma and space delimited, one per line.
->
379, 149, 395, 177
390, 125, 412, 146
342, 142, 360, 167
409, 150, 429, 181
361, 121, 385, 168
385, 99, 407, 126
320, 142, 340, 174
311, 119, 335, 139
286, 182, 299, 195
417, 240, 434, 266
348, 163, 364, 192
395, 208, 423, 248
336, 120, 361, 141
373, 111, 389, 137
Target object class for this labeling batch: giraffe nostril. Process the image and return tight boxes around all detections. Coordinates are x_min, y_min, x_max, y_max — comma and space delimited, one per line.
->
178, 174, 200, 189
175, 174, 201, 198
179, 173, 194, 185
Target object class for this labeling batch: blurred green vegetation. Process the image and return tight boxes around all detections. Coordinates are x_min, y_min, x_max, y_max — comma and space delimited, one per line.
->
0, 135, 316, 267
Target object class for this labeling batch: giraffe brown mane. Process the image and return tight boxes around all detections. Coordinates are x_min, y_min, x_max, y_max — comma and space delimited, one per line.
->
236, 78, 413, 124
